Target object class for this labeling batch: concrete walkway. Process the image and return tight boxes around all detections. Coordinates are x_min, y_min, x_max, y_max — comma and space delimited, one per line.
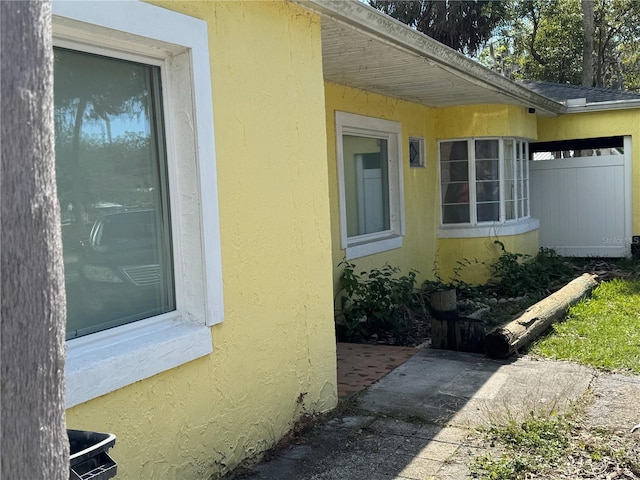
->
239, 348, 639, 480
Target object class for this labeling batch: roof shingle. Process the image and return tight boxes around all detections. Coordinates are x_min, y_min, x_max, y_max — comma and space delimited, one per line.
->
518, 80, 640, 104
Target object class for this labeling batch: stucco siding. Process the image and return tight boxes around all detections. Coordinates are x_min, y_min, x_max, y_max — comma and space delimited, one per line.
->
437, 231, 540, 285
435, 104, 538, 140
66, 2, 336, 479
325, 82, 440, 288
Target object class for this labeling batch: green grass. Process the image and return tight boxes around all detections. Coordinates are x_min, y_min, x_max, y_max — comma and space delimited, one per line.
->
528, 278, 640, 373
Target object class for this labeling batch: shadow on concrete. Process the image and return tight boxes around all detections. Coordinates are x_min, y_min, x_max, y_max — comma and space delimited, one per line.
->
237, 348, 595, 480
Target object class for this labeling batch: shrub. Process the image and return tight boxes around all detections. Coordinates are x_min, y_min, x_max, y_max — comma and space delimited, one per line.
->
488, 241, 574, 298
335, 261, 419, 344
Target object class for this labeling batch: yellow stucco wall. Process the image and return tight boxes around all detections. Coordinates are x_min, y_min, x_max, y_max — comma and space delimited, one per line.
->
66, 2, 337, 479
435, 104, 538, 140
325, 82, 440, 289
537, 109, 640, 232
325, 90, 541, 288
436, 230, 540, 284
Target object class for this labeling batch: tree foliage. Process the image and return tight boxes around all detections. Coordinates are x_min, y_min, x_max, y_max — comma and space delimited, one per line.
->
510, 0, 583, 84
368, 0, 508, 56
481, 0, 640, 91
370, 0, 640, 91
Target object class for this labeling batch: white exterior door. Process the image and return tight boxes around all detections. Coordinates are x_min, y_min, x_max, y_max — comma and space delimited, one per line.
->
529, 137, 632, 257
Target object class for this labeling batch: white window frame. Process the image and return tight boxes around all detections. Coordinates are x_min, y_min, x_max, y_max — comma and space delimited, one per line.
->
336, 112, 405, 259
53, 0, 224, 408
409, 136, 426, 168
438, 137, 539, 239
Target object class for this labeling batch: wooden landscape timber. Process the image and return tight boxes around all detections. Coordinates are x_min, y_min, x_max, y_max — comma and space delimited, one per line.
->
430, 287, 486, 353
484, 273, 599, 359
429, 287, 457, 316
431, 315, 485, 353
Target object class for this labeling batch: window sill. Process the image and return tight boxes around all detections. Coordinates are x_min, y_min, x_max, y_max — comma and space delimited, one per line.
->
345, 235, 403, 260
65, 315, 213, 408
438, 217, 540, 239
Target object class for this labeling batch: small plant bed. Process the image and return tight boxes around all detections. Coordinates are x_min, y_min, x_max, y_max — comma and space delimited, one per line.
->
335, 247, 640, 349
335, 244, 582, 347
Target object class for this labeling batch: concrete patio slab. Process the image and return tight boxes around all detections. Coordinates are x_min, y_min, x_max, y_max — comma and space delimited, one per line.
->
231, 348, 632, 480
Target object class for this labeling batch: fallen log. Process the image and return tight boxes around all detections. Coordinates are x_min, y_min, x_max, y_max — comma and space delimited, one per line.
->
484, 273, 599, 359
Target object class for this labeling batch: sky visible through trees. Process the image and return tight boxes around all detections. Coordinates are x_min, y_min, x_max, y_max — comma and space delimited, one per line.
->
369, 0, 640, 92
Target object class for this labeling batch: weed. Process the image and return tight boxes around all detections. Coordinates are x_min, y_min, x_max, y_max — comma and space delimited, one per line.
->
423, 255, 483, 301
426, 243, 573, 309
488, 416, 570, 456
471, 454, 529, 480
471, 413, 571, 479
470, 401, 640, 480
334, 245, 579, 347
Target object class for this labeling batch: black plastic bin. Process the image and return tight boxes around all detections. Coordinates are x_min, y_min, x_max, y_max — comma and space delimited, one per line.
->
68, 429, 117, 480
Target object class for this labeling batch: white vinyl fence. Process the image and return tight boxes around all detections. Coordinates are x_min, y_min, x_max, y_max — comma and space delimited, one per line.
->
530, 138, 632, 257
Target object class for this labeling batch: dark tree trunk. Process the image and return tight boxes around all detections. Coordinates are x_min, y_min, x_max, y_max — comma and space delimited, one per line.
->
581, 0, 595, 86
1, 1, 69, 479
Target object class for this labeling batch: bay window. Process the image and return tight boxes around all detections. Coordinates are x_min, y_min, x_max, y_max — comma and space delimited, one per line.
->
440, 138, 530, 227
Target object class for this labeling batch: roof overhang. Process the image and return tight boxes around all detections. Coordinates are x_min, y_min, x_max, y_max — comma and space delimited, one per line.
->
565, 99, 640, 114
292, 0, 566, 117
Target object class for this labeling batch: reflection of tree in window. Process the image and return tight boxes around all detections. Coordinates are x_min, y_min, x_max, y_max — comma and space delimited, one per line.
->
54, 48, 164, 238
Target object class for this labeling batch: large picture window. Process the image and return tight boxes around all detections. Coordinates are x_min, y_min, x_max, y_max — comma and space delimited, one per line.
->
440, 138, 529, 226
54, 0, 224, 407
336, 112, 404, 259
55, 48, 175, 339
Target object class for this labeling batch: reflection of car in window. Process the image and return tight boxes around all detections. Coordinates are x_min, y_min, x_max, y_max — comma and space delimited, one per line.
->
70, 209, 175, 338
83, 209, 161, 287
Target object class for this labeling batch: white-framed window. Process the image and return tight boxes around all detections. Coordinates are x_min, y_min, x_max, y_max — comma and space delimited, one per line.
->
409, 136, 425, 168
336, 112, 405, 259
53, 0, 224, 408
55, 47, 176, 340
439, 138, 534, 234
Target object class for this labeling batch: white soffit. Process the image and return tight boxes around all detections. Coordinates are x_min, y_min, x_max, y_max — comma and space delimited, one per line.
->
294, 0, 565, 116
